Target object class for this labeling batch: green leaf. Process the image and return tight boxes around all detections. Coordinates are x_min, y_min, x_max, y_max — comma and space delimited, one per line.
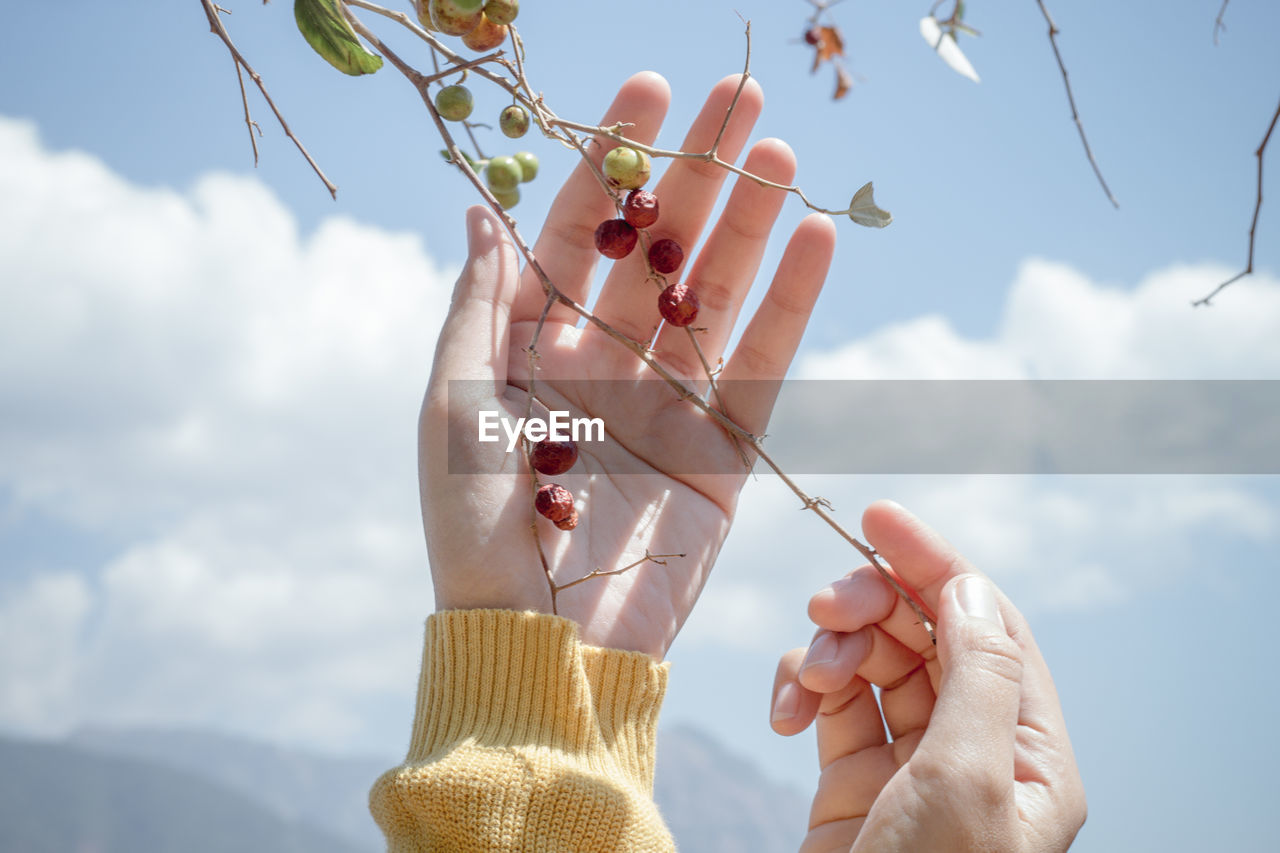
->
294, 0, 383, 76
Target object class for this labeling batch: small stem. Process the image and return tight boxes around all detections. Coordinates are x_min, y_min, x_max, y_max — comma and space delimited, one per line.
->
1193, 93, 1280, 306
233, 59, 261, 165
555, 552, 686, 594
1035, 0, 1119, 209
1214, 0, 1231, 45
200, 0, 337, 198
420, 51, 505, 86
709, 21, 753, 157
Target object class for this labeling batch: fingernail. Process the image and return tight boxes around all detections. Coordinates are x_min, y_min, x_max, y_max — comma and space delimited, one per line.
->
771, 682, 800, 723
801, 632, 839, 671
956, 575, 1004, 629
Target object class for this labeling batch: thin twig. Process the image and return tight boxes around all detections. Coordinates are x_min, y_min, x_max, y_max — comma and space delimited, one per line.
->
555, 552, 686, 594
1214, 0, 1231, 45
709, 20, 753, 157
233, 60, 262, 164
200, 0, 338, 198
420, 51, 505, 86
547, 116, 868, 216
1193, 94, 1280, 306
524, 296, 557, 610
1035, 0, 1119, 209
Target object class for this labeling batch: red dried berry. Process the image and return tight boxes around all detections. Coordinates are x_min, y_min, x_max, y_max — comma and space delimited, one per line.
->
658, 282, 700, 327
803, 28, 820, 45
553, 508, 580, 531
535, 483, 575, 523
530, 439, 578, 476
648, 238, 684, 274
622, 190, 660, 229
594, 219, 638, 259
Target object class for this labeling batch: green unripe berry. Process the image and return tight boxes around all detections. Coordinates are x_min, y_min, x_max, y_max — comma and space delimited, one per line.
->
499, 105, 530, 138
483, 0, 518, 26
435, 84, 474, 121
493, 187, 520, 209
603, 146, 651, 190
513, 151, 539, 182
486, 155, 523, 193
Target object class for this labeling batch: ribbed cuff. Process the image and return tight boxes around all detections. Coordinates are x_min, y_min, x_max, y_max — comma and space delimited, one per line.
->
405, 609, 668, 793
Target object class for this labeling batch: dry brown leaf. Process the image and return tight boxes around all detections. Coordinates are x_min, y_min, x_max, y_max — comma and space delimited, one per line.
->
810, 25, 846, 73
833, 64, 853, 100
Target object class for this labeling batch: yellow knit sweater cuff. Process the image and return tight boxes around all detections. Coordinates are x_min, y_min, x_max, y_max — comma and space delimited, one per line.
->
369, 609, 676, 852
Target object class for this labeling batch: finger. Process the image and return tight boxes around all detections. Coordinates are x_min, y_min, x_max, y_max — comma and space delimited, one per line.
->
913, 574, 1022, 808
856, 625, 925, 691
878, 664, 935, 742
717, 213, 836, 434
799, 819, 864, 853
771, 647, 822, 736
798, 628, 871, 694
651, 138, 797, 374
810, 563, 941, 691
807, 565, 897, 634
858, 499, 990, 661
427, 206, 521, 402
861, 499, 982, 616
591, 75, 765, 343
998, 595, 1086, 813
810, 747, 898, 829
813, 674, 887, 770
511, 71, 671, 326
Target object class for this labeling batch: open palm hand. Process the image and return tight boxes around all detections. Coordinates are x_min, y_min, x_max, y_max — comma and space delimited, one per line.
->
419, 71, 836, 659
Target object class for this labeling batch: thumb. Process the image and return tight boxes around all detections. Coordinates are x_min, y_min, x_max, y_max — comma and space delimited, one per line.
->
915, 574, 1023, 795
429, 205, 522, 390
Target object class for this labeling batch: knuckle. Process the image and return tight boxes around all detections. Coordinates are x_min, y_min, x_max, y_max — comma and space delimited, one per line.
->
964, 629, 1024, 685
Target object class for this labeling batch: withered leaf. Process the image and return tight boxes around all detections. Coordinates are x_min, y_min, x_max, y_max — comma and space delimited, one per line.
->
833, 64, 854, 100
809, 25, 846, 73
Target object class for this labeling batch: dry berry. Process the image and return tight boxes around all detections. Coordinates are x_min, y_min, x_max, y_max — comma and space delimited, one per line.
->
594, 219, 638, 259
530, 439, 578, 475
623, 190, 660, 229
658, 282, 700, 327
499, 104, 530, 138
461, 12, 507, 50
553, 509, 579, 531
603, 146, 651, 190
430, 0, 484, 35
412, 0, 439, 31
535, 483, 575, 523
648, 238, 684, 274
483, 0, 519, 25
803, 28, 820, 45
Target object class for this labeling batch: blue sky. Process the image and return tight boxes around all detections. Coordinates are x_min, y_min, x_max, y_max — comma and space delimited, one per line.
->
2, 1, 1279, 849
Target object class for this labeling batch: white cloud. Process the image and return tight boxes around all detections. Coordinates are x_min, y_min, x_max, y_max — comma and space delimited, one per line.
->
0, 573, 91, 733
0, 116, 449, 752
801, 258, 1280, 380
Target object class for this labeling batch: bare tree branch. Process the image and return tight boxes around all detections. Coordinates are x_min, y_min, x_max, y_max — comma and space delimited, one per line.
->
200, 0, 338, 198
1214, 0, 1231, 45
1193, 94, 1280, 306
1035, 0, 1119, 209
